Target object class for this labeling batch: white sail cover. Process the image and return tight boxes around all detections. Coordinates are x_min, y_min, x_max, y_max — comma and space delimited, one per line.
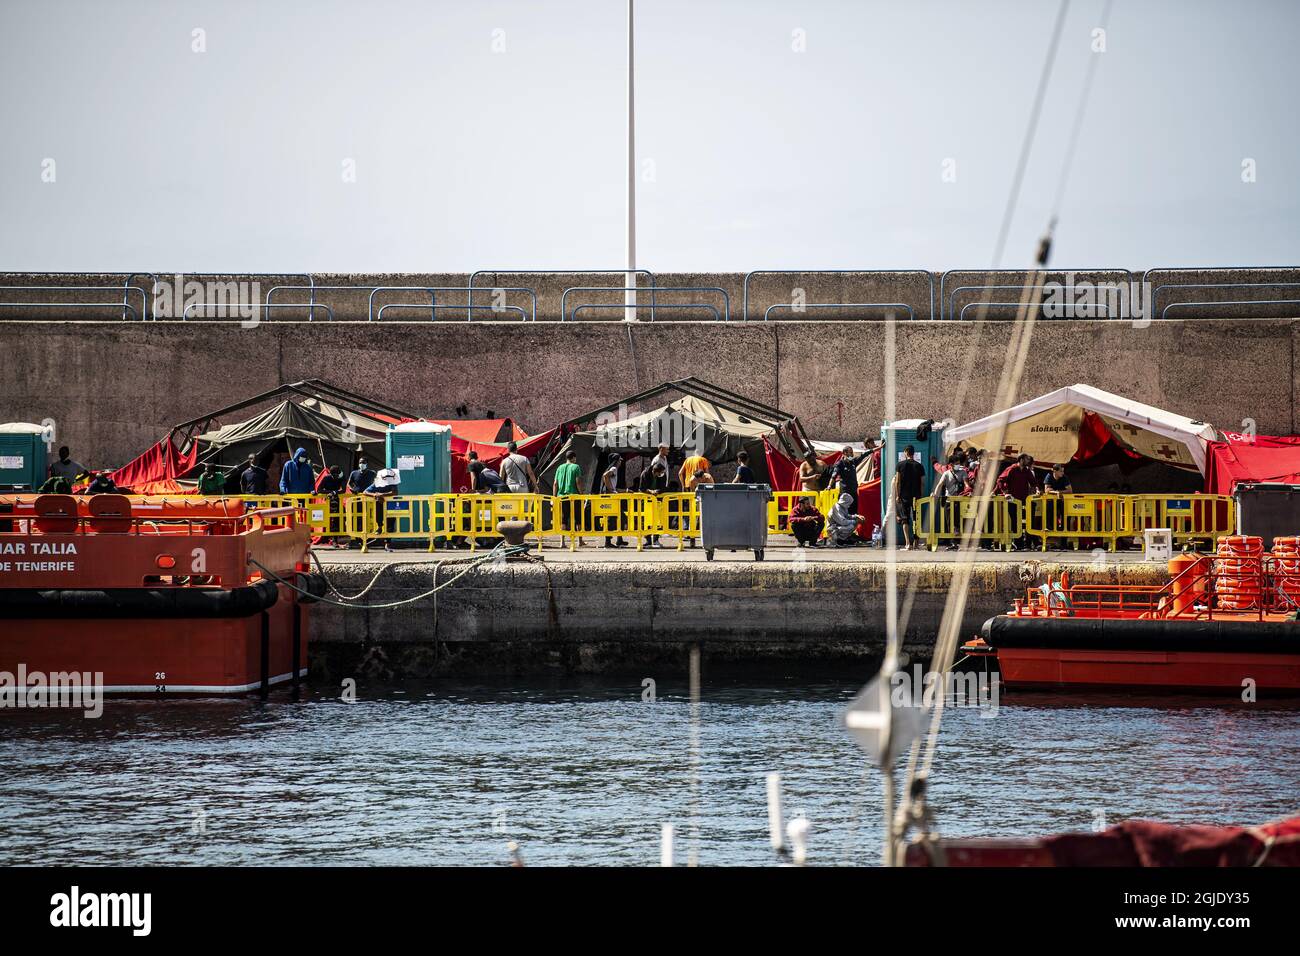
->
946, 384, 1219, 474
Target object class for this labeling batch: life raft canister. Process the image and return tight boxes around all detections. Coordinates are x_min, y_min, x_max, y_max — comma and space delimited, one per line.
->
1272, 536, 1300, 605
1215, 535, 1265, 610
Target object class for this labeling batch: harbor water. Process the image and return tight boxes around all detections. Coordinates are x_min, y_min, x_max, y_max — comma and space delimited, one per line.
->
2, 674, 1297, 866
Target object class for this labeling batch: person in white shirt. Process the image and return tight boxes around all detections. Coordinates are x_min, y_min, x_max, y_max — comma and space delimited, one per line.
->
499, 441, 537, 493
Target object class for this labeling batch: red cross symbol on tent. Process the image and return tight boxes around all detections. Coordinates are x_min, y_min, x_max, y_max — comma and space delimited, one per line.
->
1001, 444, 1019, 457
1113, 421, 1142, 437
1154, 443, 1180, 460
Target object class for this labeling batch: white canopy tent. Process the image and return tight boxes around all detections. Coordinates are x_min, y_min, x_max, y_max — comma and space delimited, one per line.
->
946, 384, 1219, 474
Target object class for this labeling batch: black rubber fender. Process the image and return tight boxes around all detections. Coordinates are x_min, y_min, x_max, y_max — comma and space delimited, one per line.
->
0, 580, 281, 619
296, 572, 328, 604
982, 614, 1300, 655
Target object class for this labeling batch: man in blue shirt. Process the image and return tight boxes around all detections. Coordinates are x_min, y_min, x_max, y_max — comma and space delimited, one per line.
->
279, 447, 316, 494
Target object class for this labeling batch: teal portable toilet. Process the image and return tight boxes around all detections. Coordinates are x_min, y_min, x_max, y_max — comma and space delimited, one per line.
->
0, 423, 49, 490
879, 418, 946, 545
385, 422, 452, 536
386, 422, 452, 495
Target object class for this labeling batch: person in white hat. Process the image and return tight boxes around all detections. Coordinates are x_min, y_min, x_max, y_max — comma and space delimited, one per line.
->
362, 468, 401, 552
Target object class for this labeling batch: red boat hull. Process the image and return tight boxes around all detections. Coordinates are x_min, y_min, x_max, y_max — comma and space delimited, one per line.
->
993, 646, 1300, 692
0, 583, 309, 694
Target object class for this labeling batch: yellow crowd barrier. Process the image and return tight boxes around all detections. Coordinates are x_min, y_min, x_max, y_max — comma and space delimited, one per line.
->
915, 496, 1021, 552
1024, 493, 1127, 551
656, 492, 699, 550
555, 493, 661, 550
162, 490, 1238, 553
767, 490, 839, 537
1124, 494, 1234, 548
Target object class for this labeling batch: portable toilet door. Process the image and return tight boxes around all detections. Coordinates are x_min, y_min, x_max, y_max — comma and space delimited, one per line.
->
878, 418, 946, 545
386, 422, 452, 495
0, 423, 49, 490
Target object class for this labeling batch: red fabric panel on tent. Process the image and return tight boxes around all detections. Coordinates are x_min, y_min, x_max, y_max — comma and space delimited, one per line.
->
450, 428, 554, 493
431, 419, 526, 445
1073, 411, 1122, 462
1204, 433, 1300, 494
763, 439, 880, 538
107, 438, 197, 494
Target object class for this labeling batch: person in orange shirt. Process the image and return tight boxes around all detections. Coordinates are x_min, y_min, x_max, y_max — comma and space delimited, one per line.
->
678, 453, 710, 491
678, 453, 710, 548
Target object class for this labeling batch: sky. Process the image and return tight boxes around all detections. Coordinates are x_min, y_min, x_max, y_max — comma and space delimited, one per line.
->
1, 0, 1297, 273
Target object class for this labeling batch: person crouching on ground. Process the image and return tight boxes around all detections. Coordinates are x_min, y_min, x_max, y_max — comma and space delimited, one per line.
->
827, 492, 865, 547
789, 495, 825, 547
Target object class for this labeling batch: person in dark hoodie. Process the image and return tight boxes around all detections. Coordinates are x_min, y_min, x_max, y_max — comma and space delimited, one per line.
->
279, 447, 316, 494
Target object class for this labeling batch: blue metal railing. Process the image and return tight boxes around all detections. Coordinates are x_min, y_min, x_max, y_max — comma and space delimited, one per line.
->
180, 302, 336, 321
1163, 299, 1300, 319
367, 286, 537, 322
763, 302, 916, 320
375, 303, 528, 321
957, 300, 1114, 320
938, 268, 1134, 320
1150, 280, 1300, 319
468, 269, 657, 321
0, 285, 147, 321
743, 270, 935, 321
561, 286, 728, 322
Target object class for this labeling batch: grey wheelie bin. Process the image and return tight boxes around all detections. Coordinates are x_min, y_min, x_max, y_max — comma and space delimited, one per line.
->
696, 483, 771, 561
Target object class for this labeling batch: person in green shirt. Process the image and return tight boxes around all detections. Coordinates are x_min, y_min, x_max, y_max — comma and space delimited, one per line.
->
196, 462, 227, 495
553, 449, 584, 545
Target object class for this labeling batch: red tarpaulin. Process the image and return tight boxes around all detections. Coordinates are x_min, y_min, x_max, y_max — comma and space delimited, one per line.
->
762, 438, 881, 539
107, 438, 197, 495
1205, 432, 1300, 495
451, 428, 554, 493
431, 418, 527, 445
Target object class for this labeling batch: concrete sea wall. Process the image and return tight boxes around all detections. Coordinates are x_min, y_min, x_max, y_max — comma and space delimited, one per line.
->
306, 559, 1169, 677
2, 315, 1296, 470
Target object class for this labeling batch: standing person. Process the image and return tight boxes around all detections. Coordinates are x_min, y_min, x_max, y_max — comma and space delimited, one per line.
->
602, 453, 627, 548
316, 465, 346, 547
48, 446, 87, 485
196, 462, 226, 495
831, 444, 870, 503
732, 450, 756, 483
240, 454, 269, 495
649, 443, 671, 476
789, 495, 825, 547
798, 450, 826, 493
678, 451, 710, 549
347, 456, 375, 495
892, 444, 926, 550
362, 467, 401, 553
1042, 462, 1072, 538
279, 446, 316, 495
554, 449, 584, 546
637, 461, 670, 547
933, 452, 969, 550
995, 453, 1040, 551
499, 441, 537, 494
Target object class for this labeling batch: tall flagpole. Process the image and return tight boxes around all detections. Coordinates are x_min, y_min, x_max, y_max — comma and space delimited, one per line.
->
625, 0, 637, 322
